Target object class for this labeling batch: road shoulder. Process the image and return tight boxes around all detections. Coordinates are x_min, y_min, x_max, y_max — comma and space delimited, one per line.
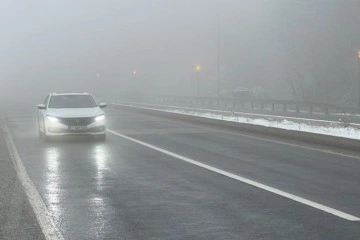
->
0, 120, 45, 240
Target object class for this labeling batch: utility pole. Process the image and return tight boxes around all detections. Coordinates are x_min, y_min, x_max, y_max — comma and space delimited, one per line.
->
195, 65, 201, 97
358, 52, 360, 109
216, 9, 220, 97
197, 71, 200, 97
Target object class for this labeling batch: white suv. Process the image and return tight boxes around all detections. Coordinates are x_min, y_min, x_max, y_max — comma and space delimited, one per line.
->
37, 92, 107, 140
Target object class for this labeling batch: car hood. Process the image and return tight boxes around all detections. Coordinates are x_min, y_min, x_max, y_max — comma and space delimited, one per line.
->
46, 107, 104, 118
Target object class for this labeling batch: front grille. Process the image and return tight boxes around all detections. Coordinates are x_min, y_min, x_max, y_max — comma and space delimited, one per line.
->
58, 117, 95, 126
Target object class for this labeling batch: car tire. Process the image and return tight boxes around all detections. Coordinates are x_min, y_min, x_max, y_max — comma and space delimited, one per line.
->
38, 118, 43, 139
43, 134, 51, 142
38, 127, 43, 139
41, 121, 50, 142
96, 134, 106, 141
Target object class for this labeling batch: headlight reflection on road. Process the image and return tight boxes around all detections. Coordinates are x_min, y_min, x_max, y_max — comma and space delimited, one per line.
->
90, 145, 110, 235
47, 148, 59, 171
89, 196, 106, 235
93, 145, 109, 191
45, 147, 62, 219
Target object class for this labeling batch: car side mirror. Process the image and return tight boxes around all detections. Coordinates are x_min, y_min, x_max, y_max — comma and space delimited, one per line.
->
99, 102, 107, 108
37, 104, 46, 109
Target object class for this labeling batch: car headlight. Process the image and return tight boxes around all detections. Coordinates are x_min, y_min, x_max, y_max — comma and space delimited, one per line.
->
47, 116, 59, 122
95, 115, 105, 122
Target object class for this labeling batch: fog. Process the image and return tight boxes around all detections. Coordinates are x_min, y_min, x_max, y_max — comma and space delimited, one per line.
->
1, 0, 360, 107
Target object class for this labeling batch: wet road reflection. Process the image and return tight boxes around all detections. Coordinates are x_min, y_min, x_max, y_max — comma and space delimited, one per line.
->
90, 144, 111, 237
45, 147, 61, 219
93, 144, 109, 191
43, 142, 114, 238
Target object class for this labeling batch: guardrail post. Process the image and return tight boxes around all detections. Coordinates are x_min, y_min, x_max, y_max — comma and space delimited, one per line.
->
310, 105, 313, 114
272, 103, 275, 111
325, 107, 329, 115
296, 105, 300, 113
283, 103, 287, 112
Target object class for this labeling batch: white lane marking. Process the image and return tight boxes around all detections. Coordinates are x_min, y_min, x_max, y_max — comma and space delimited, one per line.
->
107, 128, 360, 221
110, 103, 360, 160
3, 124, 65, 240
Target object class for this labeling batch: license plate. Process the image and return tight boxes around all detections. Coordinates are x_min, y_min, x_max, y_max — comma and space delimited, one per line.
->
69, 126, 87, 130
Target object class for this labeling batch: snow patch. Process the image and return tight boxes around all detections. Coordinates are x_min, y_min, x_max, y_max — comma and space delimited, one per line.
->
167, 109, 360, 140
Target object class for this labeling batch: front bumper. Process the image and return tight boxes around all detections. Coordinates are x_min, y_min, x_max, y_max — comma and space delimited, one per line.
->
45, 118, 106, 136
47, 126, 106, 136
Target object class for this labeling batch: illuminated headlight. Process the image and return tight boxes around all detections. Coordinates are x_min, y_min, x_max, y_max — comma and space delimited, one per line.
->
47, 116, 59, 122
95, 115, 105, 122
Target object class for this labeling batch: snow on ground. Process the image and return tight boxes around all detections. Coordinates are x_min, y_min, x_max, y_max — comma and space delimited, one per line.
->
166, 109, 360, 140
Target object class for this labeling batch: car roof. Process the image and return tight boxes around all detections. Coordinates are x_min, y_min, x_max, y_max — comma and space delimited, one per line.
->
51, 92, 90, 96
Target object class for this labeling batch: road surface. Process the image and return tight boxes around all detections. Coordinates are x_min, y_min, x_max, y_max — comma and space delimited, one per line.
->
2, 106, 360, 239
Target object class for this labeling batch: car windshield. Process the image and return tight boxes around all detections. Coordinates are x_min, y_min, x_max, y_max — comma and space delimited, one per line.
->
48, 95, 97, 108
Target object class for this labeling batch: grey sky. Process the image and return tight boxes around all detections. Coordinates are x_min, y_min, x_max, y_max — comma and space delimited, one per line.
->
1, 1, 360, 105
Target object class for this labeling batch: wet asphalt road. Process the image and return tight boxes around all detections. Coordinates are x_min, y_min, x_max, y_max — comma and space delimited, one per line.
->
0, 121, 45, 240
4, 107, 360, 240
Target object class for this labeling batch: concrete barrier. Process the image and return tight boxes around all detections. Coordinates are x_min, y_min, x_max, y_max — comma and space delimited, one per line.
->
110, 103, 360, 152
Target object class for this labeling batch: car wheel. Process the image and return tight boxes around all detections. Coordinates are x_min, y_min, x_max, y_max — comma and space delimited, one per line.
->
38, 118, 43, 139
96, 134, 106, 141
41, 121, 50, 141
38, 126, 43, 139
43, 134, 49, 141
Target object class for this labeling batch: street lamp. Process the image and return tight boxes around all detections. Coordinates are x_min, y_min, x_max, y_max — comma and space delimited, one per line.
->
195, 65, 201, 72
195, 64, 201, 97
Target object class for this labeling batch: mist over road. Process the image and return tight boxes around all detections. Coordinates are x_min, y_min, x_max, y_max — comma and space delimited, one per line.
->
2, 1, 360, 239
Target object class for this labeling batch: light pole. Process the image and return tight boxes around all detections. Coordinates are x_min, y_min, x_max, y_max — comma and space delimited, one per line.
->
195, 64, 201, 97
96, 73, 100, 94
216, 10, 220, 97
357, 52, 360, 108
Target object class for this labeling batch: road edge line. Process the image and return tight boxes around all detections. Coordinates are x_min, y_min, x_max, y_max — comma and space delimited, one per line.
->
107, 128, 360, 222
2, 123, 65, 240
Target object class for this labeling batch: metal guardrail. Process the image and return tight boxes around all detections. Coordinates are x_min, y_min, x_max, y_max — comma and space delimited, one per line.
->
124, 95, 360, 116
110, 103, 360, 151
109, 102, 360, 129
